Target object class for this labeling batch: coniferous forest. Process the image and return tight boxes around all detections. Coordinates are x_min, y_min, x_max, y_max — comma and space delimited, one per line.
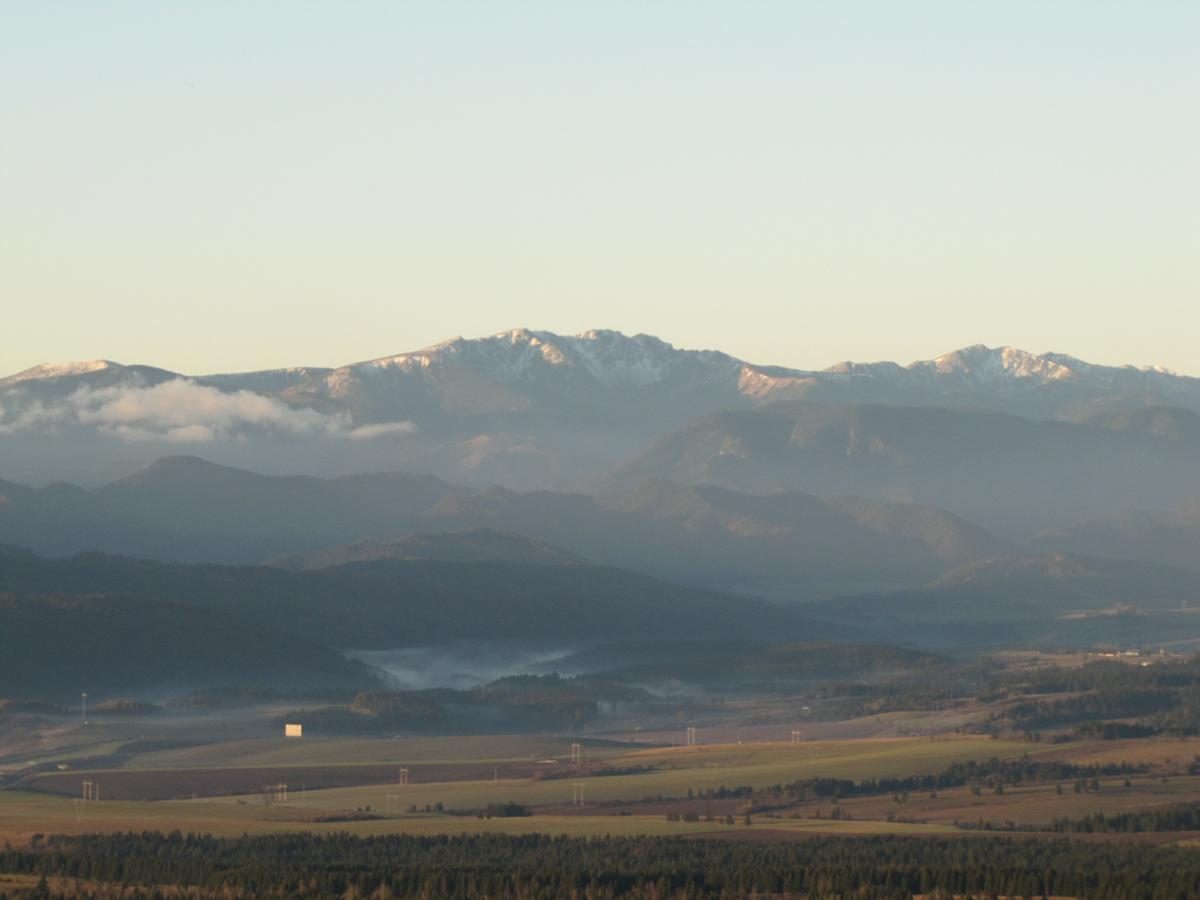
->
4, 832, 1200, 899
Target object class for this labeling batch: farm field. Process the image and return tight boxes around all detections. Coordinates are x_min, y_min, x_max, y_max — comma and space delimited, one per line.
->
29, 760, 554, 801
116, 734, 627, 769
0, 788, 955, 845
0, 732, 1137, 846
781, 774, 1200, 828
20, 734, 1036, 803
1032, 738, 1200, 769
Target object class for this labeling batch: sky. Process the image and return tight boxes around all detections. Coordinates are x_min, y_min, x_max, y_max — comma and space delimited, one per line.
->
2, 2, 1197, 377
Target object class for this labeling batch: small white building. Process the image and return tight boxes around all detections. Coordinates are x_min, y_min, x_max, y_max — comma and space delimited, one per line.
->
284, 723, 303, 738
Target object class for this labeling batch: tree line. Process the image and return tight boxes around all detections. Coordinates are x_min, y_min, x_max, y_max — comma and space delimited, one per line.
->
4, 832, 1200, 899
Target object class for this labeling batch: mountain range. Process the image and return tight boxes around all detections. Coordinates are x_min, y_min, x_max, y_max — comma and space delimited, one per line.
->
0, 456, 1009, 598
612, 403, 1200, 534
7, 331, 1197, 425
4, 331, 1199, 526
3, 328, 1199, 603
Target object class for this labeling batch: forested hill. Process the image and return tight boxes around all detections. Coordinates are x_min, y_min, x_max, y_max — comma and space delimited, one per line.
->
0, 544, 849, 697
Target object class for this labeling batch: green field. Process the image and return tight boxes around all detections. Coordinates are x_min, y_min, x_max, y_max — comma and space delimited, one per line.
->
1, 734, 1048, 844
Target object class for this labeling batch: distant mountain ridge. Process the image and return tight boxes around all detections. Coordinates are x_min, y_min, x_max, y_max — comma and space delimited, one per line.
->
1030, 501, 1200, 573
4, 330, 1199, 531
5, 330, 1198, 422
0, 456, 1009, 598
269, 528, 584, 570
802, 552, 1200, 649
609, 403, 1200, 534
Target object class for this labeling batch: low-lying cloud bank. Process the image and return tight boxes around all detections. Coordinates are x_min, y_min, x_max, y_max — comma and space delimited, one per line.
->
0, 379, 414, 443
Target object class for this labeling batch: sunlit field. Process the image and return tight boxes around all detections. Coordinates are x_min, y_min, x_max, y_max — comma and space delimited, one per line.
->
0, 733, 1140, 845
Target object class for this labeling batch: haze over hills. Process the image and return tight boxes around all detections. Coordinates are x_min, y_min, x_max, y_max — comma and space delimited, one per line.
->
1029, 502, 1200, 573
610, 403, 1200, 534
0, 456, 1010, 598
4, 329, 1200, 501
3, 330, 1199, 606
801, 552, 1200, 649
269, 528, 584, 571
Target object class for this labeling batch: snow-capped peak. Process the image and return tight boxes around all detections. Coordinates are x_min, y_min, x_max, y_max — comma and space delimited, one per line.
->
3, 359, 117, 384
920, 345, 1077, 381
349, 328, 738, 389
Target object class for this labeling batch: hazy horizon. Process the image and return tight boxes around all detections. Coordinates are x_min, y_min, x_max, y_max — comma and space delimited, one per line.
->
4, 2, 1198, 376
5, 326, 1198, 381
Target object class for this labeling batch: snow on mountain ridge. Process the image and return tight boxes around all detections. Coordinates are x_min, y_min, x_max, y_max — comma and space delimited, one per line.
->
347, 327, 742, 389
920, 345, 1077, 381
6, 335, 1197, 403
818, 344, 1190, 389
3, 360, 118, 384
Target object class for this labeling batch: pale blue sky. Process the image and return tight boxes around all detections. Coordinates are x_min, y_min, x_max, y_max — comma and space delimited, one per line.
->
2, 2, 1197, 376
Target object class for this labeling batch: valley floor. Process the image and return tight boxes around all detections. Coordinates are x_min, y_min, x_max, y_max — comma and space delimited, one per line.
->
4, 729, 1200, 847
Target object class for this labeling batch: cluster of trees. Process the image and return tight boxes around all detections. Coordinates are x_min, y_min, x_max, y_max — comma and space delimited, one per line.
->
665, 810, 743, 825
4, 832, 1200, 898
796, 661, 999, 720
992, 688, 1179, 732
1001, 657, 1200, 695
775, 757, 1147, 801
973, 656, 1200, 738
1073, 721, 1161, 740
784, 654, 1200, 733
1049, 802, 1200, 834
957, 802, 1200, 835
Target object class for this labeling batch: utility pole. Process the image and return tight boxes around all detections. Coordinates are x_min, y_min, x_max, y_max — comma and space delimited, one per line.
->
80, 692, 87, 726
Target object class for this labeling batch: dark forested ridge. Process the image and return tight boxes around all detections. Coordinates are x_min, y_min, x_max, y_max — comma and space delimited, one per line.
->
0, 593, 377, 696
0, 544, 845, 698
0, 544, 826, 648
3, 832, 1199, 899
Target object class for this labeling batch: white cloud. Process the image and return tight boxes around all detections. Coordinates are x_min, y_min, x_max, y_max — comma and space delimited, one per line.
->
71, 380, 338, 437
347, 421, 417, 441
0, 398, 67, 434
0, 378, 415, 443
